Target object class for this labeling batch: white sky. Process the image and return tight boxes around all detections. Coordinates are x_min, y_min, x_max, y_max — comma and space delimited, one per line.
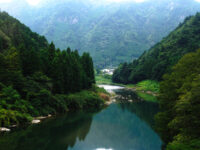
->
106, 0, 146, 3
0, 0, 12, 3
26, 0, 41, 5
0, 0, 41, 5
0, 0, 146, 5
0, 0, 200, 6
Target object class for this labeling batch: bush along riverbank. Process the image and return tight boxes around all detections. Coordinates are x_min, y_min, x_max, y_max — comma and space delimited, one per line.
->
0, 84, 108, 131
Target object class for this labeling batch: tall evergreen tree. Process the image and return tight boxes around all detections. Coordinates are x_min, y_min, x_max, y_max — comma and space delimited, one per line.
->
81, 53, 95, 88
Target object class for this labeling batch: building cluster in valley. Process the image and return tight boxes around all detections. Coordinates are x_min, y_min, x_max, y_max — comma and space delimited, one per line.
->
101, 69, 115, 75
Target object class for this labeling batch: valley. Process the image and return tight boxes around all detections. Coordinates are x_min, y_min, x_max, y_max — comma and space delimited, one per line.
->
1, 0, 200, 150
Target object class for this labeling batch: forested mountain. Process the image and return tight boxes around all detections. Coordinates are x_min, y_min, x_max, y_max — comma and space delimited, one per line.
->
0, 12, 103, 127
0, 12, 48, 51
1, 0, 200, 67
112, 12, 200, 84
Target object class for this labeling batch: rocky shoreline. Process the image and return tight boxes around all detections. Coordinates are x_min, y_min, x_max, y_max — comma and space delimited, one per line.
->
0, 114, 52, 133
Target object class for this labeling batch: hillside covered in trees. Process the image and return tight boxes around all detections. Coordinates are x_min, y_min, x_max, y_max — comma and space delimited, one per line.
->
112, 12, 200, 84
155, 50, 200, 150
0, 12, 104, 127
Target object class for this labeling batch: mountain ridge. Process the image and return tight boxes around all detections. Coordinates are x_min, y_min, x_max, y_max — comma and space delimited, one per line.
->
1, 0, 200, 67
112, 12, 200, 84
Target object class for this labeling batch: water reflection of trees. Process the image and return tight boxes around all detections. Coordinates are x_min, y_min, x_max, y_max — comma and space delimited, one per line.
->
0, 112, 95, 150
119, 102, 159, 128
115, 89, 159, 129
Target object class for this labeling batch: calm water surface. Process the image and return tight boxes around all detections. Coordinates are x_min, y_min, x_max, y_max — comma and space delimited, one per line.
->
0, 86, 162, 150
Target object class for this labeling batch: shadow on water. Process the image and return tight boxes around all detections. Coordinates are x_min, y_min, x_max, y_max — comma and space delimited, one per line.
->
0, 88, 162, 150
0, 112, 95, 150
119, 101, 159, 129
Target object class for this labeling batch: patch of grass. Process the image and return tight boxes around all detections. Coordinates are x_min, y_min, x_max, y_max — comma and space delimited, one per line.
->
95, 74, 126, 88
137, 92, 157, 103
124, 80, 159, 103
95, 74, 122, 85
136, 80, 160, 93
95, 75, 112, 84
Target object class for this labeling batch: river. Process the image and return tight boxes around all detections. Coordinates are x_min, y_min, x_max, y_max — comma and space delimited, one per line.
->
0, 85, 162, 150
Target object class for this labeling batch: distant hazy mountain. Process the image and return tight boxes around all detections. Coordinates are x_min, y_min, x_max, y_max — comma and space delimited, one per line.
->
1, 0, 200, 67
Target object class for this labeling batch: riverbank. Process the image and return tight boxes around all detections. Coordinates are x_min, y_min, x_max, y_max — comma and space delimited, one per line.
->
0, 85, 110, 132
98, 84, 125, 105
96, 75, 159, 102
125, 80, 159, 103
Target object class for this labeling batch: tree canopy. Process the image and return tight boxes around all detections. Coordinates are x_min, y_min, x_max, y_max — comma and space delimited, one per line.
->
155, 49, 200, 150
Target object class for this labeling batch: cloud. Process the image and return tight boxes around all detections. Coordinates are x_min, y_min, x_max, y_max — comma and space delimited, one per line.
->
106, 0, 147, 3
195, 0, 200, 2
0, 0, 13, 3
26, 0, 41, 5
0, 0, 148, 5
0, 0, 41, 5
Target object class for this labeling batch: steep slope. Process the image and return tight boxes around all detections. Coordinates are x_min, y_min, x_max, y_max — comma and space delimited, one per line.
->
1, 0, 200, 67
0, 12, 48, 51
112, 12, 200, 84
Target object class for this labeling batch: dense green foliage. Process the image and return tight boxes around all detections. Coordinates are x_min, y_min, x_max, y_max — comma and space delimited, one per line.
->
0, 12, 102, 127
2, 0, 200, 67
113, 12, 200, 84
155, 50, 200, 150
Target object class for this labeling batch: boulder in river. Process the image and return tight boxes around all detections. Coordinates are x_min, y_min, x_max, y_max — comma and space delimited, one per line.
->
32, 120, 41, 124
0, 127, 11, 132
